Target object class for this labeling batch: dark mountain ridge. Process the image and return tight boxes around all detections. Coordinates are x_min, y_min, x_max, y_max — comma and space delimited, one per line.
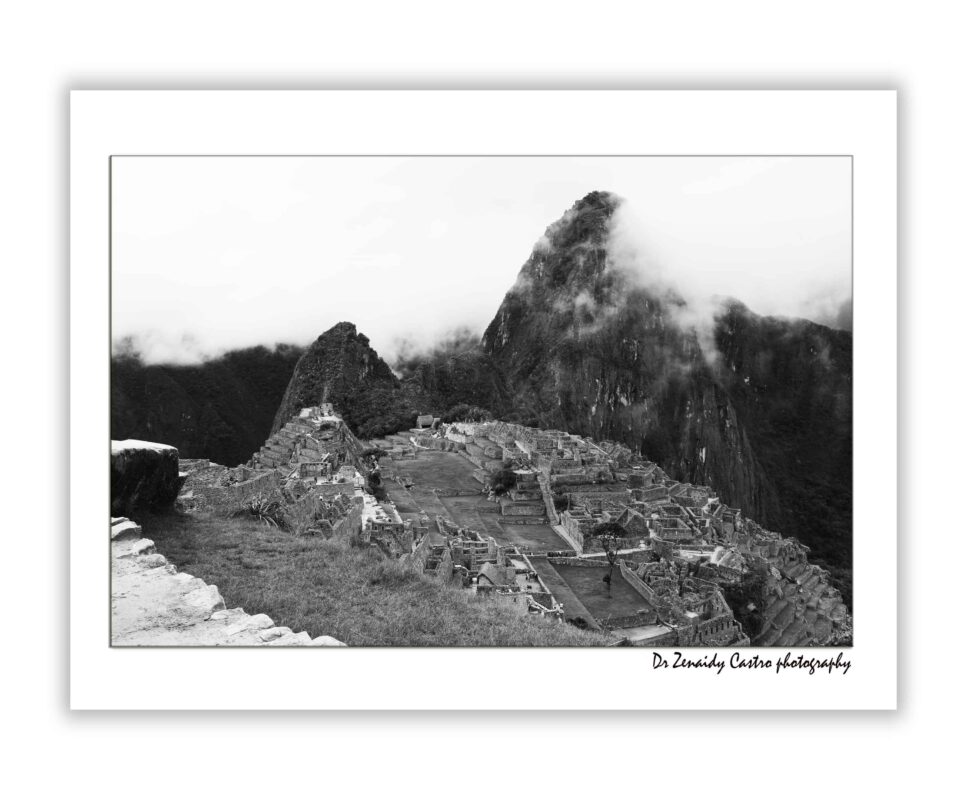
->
111, 343, 304, 467
395, 332, 509, 419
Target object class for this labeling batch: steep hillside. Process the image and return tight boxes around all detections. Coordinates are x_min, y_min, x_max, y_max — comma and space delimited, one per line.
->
111, 344, 304, 467
395, 332, 510, 419
714, 302, 853, 593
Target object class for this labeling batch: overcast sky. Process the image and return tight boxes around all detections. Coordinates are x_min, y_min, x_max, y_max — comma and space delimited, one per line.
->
111, 156, 851, 364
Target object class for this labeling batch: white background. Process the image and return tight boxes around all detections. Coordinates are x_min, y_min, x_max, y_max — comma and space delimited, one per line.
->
4, 0, 957, 796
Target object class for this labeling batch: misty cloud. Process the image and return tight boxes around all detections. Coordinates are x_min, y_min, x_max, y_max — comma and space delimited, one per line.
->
112, 332, 224, 365
602, 167, 852, 362
112, 156, 851, 365
391, 326, 482, 378
810, 296, 853, 332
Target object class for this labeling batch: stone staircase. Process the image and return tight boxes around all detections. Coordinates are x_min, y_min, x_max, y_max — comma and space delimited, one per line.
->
111, 516, 344, 647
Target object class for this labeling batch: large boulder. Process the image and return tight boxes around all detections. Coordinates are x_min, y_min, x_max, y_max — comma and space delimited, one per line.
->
111, 439, 184, 515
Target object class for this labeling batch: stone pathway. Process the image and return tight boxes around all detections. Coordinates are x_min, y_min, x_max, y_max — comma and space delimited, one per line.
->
111, 517, 344, 647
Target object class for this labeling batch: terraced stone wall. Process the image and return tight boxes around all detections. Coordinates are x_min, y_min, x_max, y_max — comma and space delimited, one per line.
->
191, 471, 282, 515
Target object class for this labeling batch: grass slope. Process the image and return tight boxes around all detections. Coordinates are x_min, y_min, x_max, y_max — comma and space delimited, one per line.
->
139, 510, 611, 647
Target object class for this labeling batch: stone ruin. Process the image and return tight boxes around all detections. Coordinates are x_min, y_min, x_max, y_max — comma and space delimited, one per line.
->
110, 405, 852, 647
250, 405, 363, 473
406, 418, 855, 646
414, 413, 437, 430
176, 406, 368, 534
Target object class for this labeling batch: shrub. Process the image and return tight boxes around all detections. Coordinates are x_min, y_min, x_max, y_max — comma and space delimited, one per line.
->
442, 403, 493, 423
356, 410, 419, 439
488, 466, 518, 496
723, 563, 771, 639
589, 521, 626, 538
360, 446, 388, 461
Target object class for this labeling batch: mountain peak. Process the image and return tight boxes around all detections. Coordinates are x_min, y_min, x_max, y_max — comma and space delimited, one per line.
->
271, 320, 397, 432
574, 189, 621, 212
503, 190, 624, 296
319, 320, 359, 340
541, 190, 621, 252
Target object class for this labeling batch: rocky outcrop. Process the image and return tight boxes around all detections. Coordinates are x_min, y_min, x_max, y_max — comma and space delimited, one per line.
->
111, 440, 185, 516
111, 516, 345, 646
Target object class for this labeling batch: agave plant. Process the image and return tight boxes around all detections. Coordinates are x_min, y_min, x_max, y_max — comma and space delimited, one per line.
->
236, 494, 287, 529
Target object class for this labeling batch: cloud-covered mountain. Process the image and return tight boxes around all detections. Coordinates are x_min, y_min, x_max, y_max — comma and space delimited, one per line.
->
112, 190, 851, 598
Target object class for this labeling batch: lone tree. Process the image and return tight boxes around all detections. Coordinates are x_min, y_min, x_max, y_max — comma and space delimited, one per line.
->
601, 534, 620, 596
365, 462, 386, 501
723, 562, 772, 639
590, 521, 625, 539
360, 446, 387, 472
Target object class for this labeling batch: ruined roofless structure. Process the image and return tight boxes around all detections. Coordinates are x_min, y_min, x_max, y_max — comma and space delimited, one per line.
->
405, 418, 853, 647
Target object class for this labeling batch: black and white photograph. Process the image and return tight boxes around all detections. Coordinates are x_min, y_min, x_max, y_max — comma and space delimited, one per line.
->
109, 155, 853, 649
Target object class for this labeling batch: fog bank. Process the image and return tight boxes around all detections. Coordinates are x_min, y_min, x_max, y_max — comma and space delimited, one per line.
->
111, 156, 851, 364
